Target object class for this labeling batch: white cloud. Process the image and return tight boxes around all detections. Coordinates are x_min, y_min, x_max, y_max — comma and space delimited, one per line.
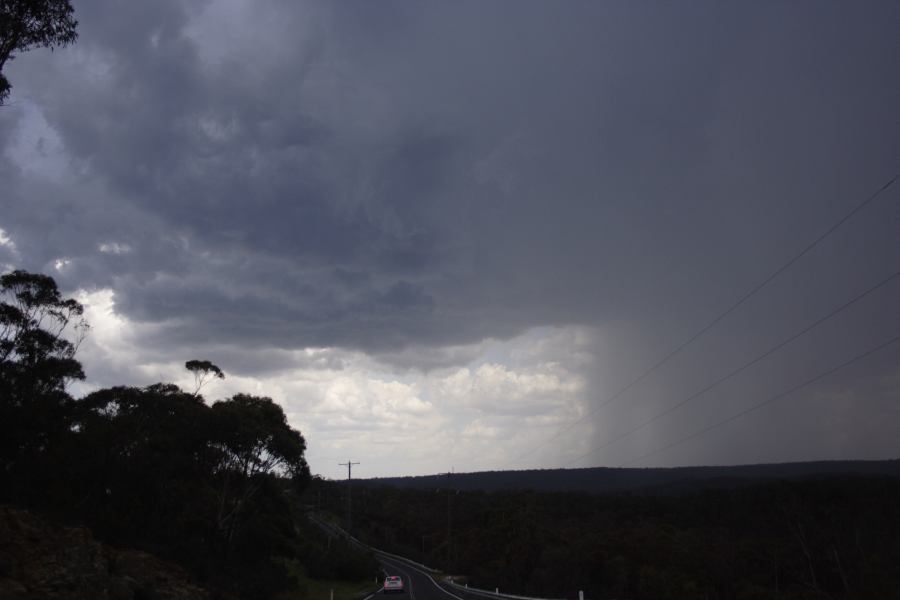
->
68, 288, 170, 395
64, 295, 597, 479
433, 361, 584, 416
0, 229, 19, 271
460, 419, 502, 440
0, 229, 17, 251
98, 242, 132, 254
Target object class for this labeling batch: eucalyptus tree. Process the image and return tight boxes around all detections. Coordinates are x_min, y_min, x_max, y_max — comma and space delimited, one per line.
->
0, 269, 87, 494
0, 0, 78, 103
185, 359, 224, 396
0, 269, 87, 394
211, 394, 309, 543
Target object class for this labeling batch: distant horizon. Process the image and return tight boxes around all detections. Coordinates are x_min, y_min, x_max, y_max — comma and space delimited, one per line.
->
330, 456, 900, 482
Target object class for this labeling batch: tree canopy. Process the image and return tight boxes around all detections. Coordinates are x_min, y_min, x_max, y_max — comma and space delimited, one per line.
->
320, 476, 900, 600
1, 269, 86, 486
185, 358, 225, 395
0, 269, 87, 394
0, 0, 78, 103
2, 269, 318, 598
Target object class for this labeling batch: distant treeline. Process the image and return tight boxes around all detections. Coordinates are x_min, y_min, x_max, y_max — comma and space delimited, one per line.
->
360, 460, 900, 495
0, 270, 374, 598
311, 474, 900, 599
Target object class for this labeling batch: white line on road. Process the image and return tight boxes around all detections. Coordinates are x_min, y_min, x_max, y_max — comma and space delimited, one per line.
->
379, 555, 465, 600
383, 559, 416, 600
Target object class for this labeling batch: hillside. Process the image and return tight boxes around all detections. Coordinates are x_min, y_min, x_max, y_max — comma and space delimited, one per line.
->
328, 475, 900, 599
359, 459, 900, 494
0, 505, 208, 599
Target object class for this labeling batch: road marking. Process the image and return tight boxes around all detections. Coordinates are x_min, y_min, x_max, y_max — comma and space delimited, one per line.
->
379, 555, 465, 600
383, 559, 416, 600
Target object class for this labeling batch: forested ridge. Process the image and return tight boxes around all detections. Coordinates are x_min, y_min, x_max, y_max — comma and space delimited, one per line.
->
0, 270, 376, 598
314, 474, 900, 600
360, 461, 900, 495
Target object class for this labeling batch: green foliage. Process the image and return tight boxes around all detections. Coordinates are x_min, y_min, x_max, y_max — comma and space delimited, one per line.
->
0, 0, 78, 104
210, 394, 309, 550
277, 556, 380, 600
1, 270, 87, 498
0, 269, 87, 393
211, 393, 308, 480
70, 384, 217, 542
1, 270, 329, 598
318, 477, 900, 600
62, 386, 312, 596
302, 533, 378, 582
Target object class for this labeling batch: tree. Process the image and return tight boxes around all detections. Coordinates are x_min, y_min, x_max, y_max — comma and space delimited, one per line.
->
0, 269, 87, 489
72, 383, 216, 543
0, 270, 312, 598
68, 385, 310, 598
0, 269, 87, 394
210, 394, 309, 544
0, 0, 78, 104
185, 359, 225, 395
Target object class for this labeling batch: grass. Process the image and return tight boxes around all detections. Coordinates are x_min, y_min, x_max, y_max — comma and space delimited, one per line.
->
276, 559, 380, 600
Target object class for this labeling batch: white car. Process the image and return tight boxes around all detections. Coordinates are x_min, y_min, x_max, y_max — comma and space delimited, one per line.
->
383, 576, 404, 594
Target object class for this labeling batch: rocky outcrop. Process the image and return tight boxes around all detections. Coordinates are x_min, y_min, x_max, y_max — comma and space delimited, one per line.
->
0, 505, 209, 599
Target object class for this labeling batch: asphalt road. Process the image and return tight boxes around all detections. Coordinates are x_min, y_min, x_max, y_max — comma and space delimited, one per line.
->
373, 554, 464, 600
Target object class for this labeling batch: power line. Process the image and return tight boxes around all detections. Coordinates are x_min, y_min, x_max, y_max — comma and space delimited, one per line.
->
570, 269, 900, 466
619, 334, 900, 468
507, 171, 899, 467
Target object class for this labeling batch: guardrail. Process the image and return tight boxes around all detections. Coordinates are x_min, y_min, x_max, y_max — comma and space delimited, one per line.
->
442, 580, 573, 600
307, 513, 588, 600
370, 546, 439, 574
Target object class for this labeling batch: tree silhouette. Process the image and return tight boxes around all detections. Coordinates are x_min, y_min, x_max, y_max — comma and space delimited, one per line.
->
1, 270, 323, 598
211, 394, 309, 544
185, 359, 224, 395
0, 0, 78, 104
0, 269, 87, 491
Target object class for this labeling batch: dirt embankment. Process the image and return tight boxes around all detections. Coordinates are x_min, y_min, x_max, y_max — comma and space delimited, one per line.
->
0, 505, 208, 599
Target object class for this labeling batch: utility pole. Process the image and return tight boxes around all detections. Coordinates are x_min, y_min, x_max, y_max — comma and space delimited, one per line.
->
339, 461, 359, 534
446, 468, 453, 575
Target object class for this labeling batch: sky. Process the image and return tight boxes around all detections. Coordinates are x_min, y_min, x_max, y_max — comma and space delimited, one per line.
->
1, 1, 898, 480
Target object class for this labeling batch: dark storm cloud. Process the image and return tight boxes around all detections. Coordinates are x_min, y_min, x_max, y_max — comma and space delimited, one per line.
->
2, 0, 899, 467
